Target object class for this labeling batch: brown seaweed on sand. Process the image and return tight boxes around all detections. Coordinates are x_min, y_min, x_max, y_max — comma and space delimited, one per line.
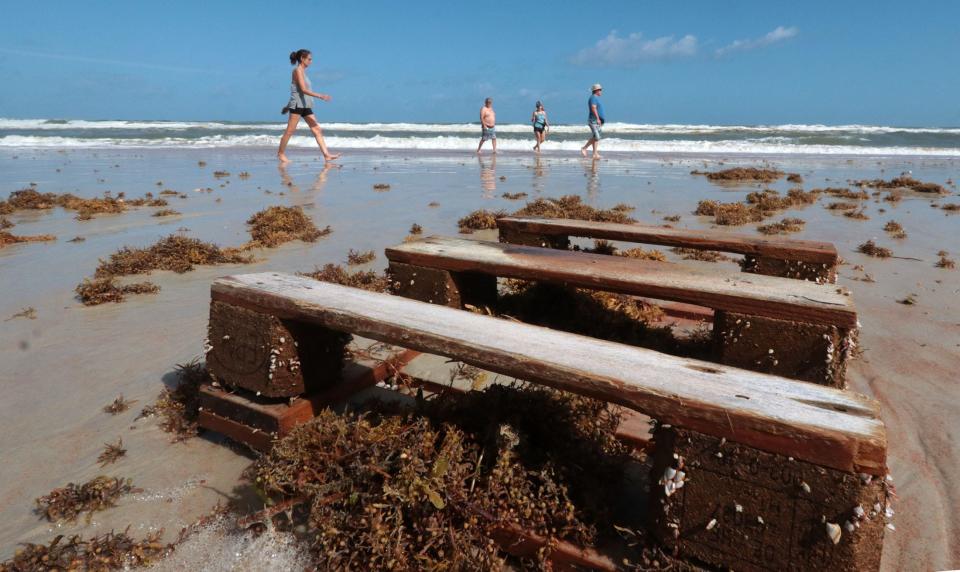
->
502, 191, 528, 200
346, 249, 376, 265
826, 201, 858, 211
103, 395, 137, 415
372, 183, 391, 191
93, 235, 252, 278
513, 195, 636, 223
245, 206, 331, 248
97, 439, 127, 467
786, 173, 803, 183
457, 209, 507, 233
76, 277, 160, 306
693, 167, 784, 182
137, 360, 207, 442
301, 263, 391, 293
248, 385, 630, 570
854, 175, 948, 194
844, 207, 870, 220
0, 529, 173, 571
0, 216, 12, 229
757, 217, 806, 235
409, 223, 423, 235
936, 251, 956, 269
5, 307, 37, 321
35, 476, 139, 523
857, 240, 892, 258
883, 221, 907, 239
817, 187, 869, 200
0, 231, 56, 248
671, 247, 732, 262
942, 203, 960, 212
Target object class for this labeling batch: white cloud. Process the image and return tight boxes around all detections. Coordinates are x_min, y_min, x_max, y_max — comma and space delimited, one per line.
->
570, 31, 698, 67
715, 26, 798, 57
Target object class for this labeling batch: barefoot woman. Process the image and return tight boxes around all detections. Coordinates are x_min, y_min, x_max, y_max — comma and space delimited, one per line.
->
278, 49, 340, 163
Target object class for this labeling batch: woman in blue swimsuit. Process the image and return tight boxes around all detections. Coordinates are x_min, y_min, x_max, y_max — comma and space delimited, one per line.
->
531, 101, 549, 153
277, 49, 340, 163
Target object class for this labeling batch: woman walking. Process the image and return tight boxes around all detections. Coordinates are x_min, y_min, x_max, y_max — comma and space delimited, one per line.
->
531, 101, 549, 152
278, 49, 340, 163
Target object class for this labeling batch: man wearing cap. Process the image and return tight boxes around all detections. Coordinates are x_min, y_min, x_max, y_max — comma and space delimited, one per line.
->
581, 84, 605, 159
476, 97, 497, 155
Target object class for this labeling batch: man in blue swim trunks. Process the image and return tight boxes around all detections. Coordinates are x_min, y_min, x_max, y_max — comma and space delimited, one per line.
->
476, 97, 497, 155
581, 84, 605, 159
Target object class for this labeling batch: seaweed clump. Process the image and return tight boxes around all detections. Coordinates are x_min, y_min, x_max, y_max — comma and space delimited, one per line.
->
883, 221, 907, 239
694, 167, 784, 182
97, 439, 127, 467
513, 195, 636, 223
942, 203, 960, 212
757, 217, 806, 235
152, 208, 181, 217
936, 251, 956, 269
671, 247, 732, 262
93, 235, 252, 278
857, 240, 892, 258
346, 249, 376, 265
0, 529, 172, 571
245, 206, 331, 248
458, 209, 507, 233
502, 192, 528, 200
248, 384, 629, 570
0, 216, 13, 230
103, 394, 136, 415
35, 476, 138, 523
137, 360, 207, 442
76, 277, 160, 306
301, 263, 391, 293
854, 175, 948, 194
0, 231, 56, 248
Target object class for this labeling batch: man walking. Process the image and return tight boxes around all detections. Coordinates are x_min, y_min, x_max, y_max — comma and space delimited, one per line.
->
477, 97, 497, 154
581, 84, 605, 159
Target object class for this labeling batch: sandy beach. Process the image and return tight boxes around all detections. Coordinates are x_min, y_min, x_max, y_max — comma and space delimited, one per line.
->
1, 147, 957, 570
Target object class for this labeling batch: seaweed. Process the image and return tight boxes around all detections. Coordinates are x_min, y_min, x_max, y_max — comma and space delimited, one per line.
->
786, 173, 803, 183
662, 215, 681, 223
247, 384, 631, 570
137, 360, 207, 442
671, 247, 732, 262
857, 240, 892, 258
942, 203, 960, 212
373, 183, 391, 191
245, 206, 331, 248
883, 221, 907, 239
0, 216, 12, 229
428, 201, 440, 208
301, 263, 391, 293
757, 217, 806, 235
5, 307, 36, 321
513, 195, 636, 223
213, 170, 230, 178
844, 207, 870, 220
103, 394, 137, 415
693, 167, 784, 182
0, 529, 172, 571
618, 247, 668, 261
826, 201, 858, 211
409, 223, 423, 235
854, 175, 948, 194
97, 439, 127, 467
93, 235, 252, 278
0, 231, 57, 248
68, 236, 85, 243
346, 249, 376, 265
152, 209, 181, 217
502, 192, 528, 200
35, 476, 139, 523
76, 277, 160, 306
458, 209, 507, 233
936, 251, 956, 269
816, 187, 869, 200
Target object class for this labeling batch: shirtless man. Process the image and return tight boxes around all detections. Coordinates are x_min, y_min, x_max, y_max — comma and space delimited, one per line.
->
476, 98, 497, 154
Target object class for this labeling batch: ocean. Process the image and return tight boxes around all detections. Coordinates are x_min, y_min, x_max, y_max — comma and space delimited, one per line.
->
3, 118, 960, 156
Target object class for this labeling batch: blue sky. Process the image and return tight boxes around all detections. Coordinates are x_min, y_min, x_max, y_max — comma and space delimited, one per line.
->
1, 0, 958, 126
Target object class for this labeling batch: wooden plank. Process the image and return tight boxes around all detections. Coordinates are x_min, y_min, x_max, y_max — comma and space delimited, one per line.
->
498, 216, 839, 264
386, 236, 857, 328
211, 273, 885, 474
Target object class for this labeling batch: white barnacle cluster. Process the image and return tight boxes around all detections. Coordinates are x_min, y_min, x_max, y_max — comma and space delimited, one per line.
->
203, 336, 213, 355
660, 465, 687, 498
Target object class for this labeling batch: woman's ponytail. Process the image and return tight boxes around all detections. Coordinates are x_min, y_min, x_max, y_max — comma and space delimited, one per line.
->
289, 49, 311, 65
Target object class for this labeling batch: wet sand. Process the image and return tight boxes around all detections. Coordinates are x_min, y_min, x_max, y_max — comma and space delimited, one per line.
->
1, 148, 957, 569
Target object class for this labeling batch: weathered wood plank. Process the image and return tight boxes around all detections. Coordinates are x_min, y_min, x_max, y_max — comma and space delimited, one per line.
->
211, 273, 885, 474
497, 216, 839, 264
386, 236, 857, 328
